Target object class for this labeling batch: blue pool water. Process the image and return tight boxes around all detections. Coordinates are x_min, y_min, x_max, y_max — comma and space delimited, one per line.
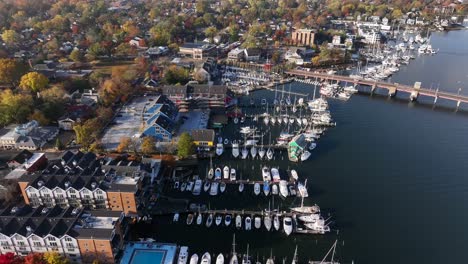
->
130, 250, 165, 264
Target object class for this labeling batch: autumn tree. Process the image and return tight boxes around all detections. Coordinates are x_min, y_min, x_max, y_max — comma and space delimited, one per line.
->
0, 58, 28, 86
43, 252, 69, 264
177, 132, 195, 159
204, 26, 217, 43
164, 65, 189, 85
24, 252, 46, 264
1, 29, 19, 46
141, 136, 156, 155
0, 89, 34, 125
29, 110, 50, 126
19, 72, 49, 93
69, 49, 84, 62
117, 137, 132, 153
73, 119, 97, 151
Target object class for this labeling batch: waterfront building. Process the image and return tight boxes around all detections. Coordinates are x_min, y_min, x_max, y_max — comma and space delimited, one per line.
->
228, 48, 245, 61
0, 121, 59, 150
191, 129, 215, 148
179, 42, 217, 60
291, 29, 315, 47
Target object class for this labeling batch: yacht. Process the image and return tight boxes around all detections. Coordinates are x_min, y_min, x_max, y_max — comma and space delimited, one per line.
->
203, 181, 211, 192
258, 147, 266, 159
178, 246, 189, 264
236, 215, 242, 229
186, 214, 194, 225
223, 166, 230, 180
206, 213, 213, 228
230, 168, 237, 181
241, 147, 248, 159
290, 170, 299, 181
196, 213, 203, 225
193, 180, 202, 196
220, 182, 226, 193
283, 217, 293, 236
254, 216, 261, 229
215, 168, 222, 180
264, 214, 272, 231
271, 168, 280, 182
208, 168, 214, 180
300, 151, 311, 161
263, 182, 270, 196
250, 145, 257, 158
273, 214, 280, 231
173, 213, 179, 222
216, 143, 224, 156
262, 166, 271, 181
291, 196, 320, 214
216, 254, 224, 264
225, 214, 232, 226
271, 184, 278, 195
298, 213, 321, 223
232, 142, 240, 158
304, 220, 330, 234
201, 252, 211, 264
309, 143, 317, 151
215, 215, 222, 226
245, 216, 252, 231
279, 180, 289, 199
190, 254, 199, 264
266, 148, 274, 160
209, 182, 219, 196
239, 182, 244, 193
180, 182, 187, 192
254, 183, 261, 196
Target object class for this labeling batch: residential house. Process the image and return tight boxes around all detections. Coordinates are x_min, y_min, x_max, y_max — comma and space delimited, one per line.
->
227, 48, 245, 61
191, 129, 215, 148
0, 121, 59, 150
244, 48, 261, 62
129, 37, 147, 48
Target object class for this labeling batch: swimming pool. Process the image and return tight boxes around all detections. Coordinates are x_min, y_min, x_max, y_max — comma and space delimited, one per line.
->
120, 242, 177, 264
129, 250, 165, 264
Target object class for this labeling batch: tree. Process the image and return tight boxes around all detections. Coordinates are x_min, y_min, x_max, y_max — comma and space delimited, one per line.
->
24, 252, 46, 264
29, 110, 49, 126
204, 26, 217, 43
43, 252, 69, 264
141, 136, 156, 155
0, 252, 22, 264
1, 30, 19, 46
0, 58, 28, 86
19, 72, 49, 93
69, 49, 84, 62
164, 65, 189, 85
177, 132, 195, 159
116, 137, 132, 153
114, 43, 137, 57
73, 120, 96, 150
0, 89, 34, 126
55, 138, 64, 150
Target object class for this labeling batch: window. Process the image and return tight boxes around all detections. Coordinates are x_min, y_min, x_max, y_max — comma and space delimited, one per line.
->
17, 241, 25, 246
66, 242, 74, 248
96, 190, 102, 194
33, 242, 41, 247
31, 236, 39, 241
1, 241, 9, 247
64, 237, 73, 242
49, 242, 58, 247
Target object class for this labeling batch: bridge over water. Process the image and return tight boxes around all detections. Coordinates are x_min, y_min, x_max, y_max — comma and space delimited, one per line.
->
286, 70, 468, 108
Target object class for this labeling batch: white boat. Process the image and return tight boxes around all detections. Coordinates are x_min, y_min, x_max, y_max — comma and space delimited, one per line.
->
216, 143, 224, 156
190, 254, 199, 264
343, 85, 358, 94
235, 215, 242, 229
302, 118, 308, 125
273, 214, 280, 231
225, 214, 232, 226
283, 116, 288, 124
300, 151, 311, 161
196, 213, 203, 225
232, 142, 240, 158
223, 166, 230, 179
254, 216, 261, 229
304, 220, 330, 234
215, 168, 222, 180
242, 244, 251, 264
271, 168, 280, 182
173, 213, 179, 222
270, 116, 276, 124
309, 142, 317, 151
216, 254, 224, 264
230, 234, 238, 264
209, 182, 219, 196
262, 166, 271, 181
253, 183, 261, 196
206, 213, 213, 227
245, 216, 252, 230
238, 182, 244, 192
263, 116, 269, 125
298, 214, 321, 223
220, 182, 226, 193
178, 246, 189, 264
208, 168, 214, 180
279, 180, 288, 199
337, 92, 351, 100
204, 181, 211, 192
266, 148, 273, 160
296, 117, 302, 125
297, 180, 308, 198
241, 147, 248, 159
174, 181, 180, 189
264, 215, 272, 231
186, 214, 194, 225
283, 217, 293, 236
180, 182, 187, 192
272, 184, 278, 195
290, 170, 299, 180
230, 168, 236, 181
193, 180, 202, 196
186, 181, 194, 192
250, 145, 257, 158
258, 147, 265, 159
291, 196, 320, 214
234, 117, 239, 124
263, 181, 270, 196
201, 252, 211, 264
215, 215, 222, 226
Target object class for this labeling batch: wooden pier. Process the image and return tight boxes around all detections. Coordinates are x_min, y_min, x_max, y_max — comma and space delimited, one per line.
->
286, 69, 468, 108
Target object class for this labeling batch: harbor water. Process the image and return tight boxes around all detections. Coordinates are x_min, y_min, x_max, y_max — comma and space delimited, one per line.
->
134, 30, 468, 264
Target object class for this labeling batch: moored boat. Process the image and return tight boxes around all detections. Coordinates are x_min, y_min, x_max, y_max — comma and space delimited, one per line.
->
279, 180, 288, 199
283, 217, 293, 236
178, 246, 189, 264
245, 216, 252, 231
236, 215, 242, 229
253, 183, 261, 195
223, 166, 230, 179
201, 252, 211, 264
190, 254, 199, 264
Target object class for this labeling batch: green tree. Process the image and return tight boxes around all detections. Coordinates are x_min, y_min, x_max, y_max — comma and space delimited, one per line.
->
204, 26, 217, 43
177, 132, 195, 159
164, 65, 189, 85
55, 138, 64, 150
0, 58, 28, 86
141, 136, 156, 155
1, 30, 19, 46
73, 120, 96, 151
19, 72, 49, 93
0, 89, 34, 126
69, 49, 84, 62
87, 43, 106, 60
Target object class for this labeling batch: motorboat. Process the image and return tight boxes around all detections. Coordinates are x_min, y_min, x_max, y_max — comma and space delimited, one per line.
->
178, 246, 189, 264
271, 184, 278, 195
236, 215, 242, 229
271, 168, 280, 182
241, 147, 248, 159
215, 168, 222, 180
254, 183, 261, 195
190, 254, 199, 264
245, 216, 252, 231
224, 138, 229, 145
270, 116, 276, 124
225, 214, 232, 226
343, 85, 358, 94
201, 252, 211, 264
239, 182, 244, 193
218, 136, 223, 144
215, 215, 222, 226
180, 182, 187, 192
204, 181, 211, 192
206, 213, 213, 228
250, 145, 257, 158
230, 168, 236, 181
282, 116, 288, 124
208, 168, 214, 180
283, 217, 293, 236
216, 254, 224, 264
193, 180, 202, 196
304, 220, 330, 234
186, 181, 194, 192
291, 196, 320, 214
308, 143, 317, 151
279, 180, 288, 199
173, 213, 179, 222
290, 170, 299, 181
263, 182, 270, 196
288, 185, 296, 196
264, 215, 272, 231
258, 147, 265, 159
263, 116, 269, 125
209, 182, 219, 196
273, 214, 280, 231
262, 166, 271, 181
298, 214, 321, 223
216, 143, 224, 156
297, 180, 308, 198
196, 213, 203, 225
186, 214, 194, 225
266, 148, 273, 160
220, 182, 226, 193
223, 166, 230, 179
300, 151, 311, 161
174, 181, 180, 189
232, 142, 240, 158
254, 216, 261, 229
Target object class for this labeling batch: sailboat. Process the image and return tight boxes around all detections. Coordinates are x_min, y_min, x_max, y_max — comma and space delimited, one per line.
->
258, 135, 265, 159
239, 172, 244, 193
190, 254, 199, 264
216, 143, 224, 156
264, 214, 272, 231
273, 214, 280, 231
242, 244, 251, 264
232, 141, 240, 158
291, 246, 298, 264
230, 234, 238, 264
250, 145, 257, 158
241, 146, 248, 159
201, 252, 211, 264
266, 133, 274, 160
266, 250, 274, 264
309, 240, 340, 264
290, 195, 320, 214
216, 254, 225, 264
206, 214, 213, 228
245, 216, 252, 231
